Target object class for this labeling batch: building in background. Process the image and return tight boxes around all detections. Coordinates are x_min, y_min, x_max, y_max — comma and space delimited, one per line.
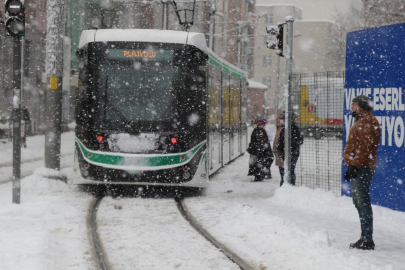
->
247, 80, 269, 121
68, 0, 255, 74
252, 0, 362, 120
256, 0, 363, 23
252, 4, 301, 117
1, 1, 256, 134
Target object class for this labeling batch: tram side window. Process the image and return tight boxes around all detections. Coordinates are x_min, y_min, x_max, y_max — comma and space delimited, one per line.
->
208, 64, 221, 128
236, 79, 241, 126
222, 75, 230, 126
189, 48, 207, 89
76, 46, 90, 129
187, 48, 207, 120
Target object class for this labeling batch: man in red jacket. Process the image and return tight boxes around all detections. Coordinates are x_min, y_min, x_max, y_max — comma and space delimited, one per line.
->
344, 95, 381, 250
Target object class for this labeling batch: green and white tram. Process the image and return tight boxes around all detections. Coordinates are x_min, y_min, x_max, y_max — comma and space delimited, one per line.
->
74, 29, 248, 190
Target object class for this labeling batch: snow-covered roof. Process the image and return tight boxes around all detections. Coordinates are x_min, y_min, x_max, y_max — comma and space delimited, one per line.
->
248, 80, 269, 89
79, 29, 208, 53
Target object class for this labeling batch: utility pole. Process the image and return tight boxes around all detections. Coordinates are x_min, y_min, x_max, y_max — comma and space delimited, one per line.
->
208, 1, 215, 50
161, 0, 168, 30
266, 16, 294, 184
4, 0, 26, 204
284, 16, 294, 184
275, 55, 281, 118
44, 0, 66, 170
12, 36, 23, 203
237, 21, 243, 66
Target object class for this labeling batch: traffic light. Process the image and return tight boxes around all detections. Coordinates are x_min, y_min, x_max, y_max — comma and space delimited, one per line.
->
266, 23, 284, 57
4, 0, 25, 36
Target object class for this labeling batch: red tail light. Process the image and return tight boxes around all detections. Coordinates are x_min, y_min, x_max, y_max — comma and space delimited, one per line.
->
171, 137, 177, 144
80, 129, 85, 134
97, 135, 104, 142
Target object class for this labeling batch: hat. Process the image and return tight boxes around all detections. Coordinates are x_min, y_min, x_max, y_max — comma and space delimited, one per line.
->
352, 95, 373, 111
257, 118, 266, 126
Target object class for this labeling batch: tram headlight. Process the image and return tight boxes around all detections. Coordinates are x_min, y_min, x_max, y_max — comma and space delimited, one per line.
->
82, 169, 89, 177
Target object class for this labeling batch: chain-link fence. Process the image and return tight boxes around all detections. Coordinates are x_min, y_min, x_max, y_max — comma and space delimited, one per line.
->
290, 71, 345, 196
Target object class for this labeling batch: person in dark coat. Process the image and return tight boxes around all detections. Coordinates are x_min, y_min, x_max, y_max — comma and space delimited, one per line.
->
247, 118, 274, 182
276, 112, 303, 186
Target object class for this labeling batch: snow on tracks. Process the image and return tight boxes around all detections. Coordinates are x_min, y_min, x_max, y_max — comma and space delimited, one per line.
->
95, 196, 242, 270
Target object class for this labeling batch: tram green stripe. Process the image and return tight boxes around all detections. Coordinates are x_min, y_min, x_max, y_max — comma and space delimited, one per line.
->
208, 53, 247, 80
201, 151, 207, 164
77, 141, 125, 166
76, 139, 205, 168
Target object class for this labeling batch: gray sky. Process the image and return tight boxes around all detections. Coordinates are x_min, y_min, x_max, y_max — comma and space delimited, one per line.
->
255, 0, 362, 22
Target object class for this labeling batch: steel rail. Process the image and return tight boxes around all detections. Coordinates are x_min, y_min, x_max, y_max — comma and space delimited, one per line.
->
88, 196, 109, 270
175, 197, 255, 270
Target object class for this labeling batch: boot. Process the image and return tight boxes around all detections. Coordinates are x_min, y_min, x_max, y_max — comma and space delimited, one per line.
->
252, 175, 264, 182
349, 239, 375, 250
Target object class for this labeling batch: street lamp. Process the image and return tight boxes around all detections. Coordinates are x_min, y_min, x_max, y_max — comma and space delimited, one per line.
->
170, 0, 196, 31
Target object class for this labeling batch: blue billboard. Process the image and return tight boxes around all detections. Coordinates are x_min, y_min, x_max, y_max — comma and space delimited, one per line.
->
344, 23, 405, 212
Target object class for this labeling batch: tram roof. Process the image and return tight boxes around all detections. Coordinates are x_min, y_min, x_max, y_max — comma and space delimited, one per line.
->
79, 29, 247, 80
79, 29, 208, 51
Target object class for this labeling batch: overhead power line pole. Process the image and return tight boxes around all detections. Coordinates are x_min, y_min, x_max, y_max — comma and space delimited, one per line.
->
266, 15, 294, 185
12, 35, 23, 204
284, 16, 294, 185
44, 0, 66, 170
161, 0, 168, 30
4, 0, 26, 204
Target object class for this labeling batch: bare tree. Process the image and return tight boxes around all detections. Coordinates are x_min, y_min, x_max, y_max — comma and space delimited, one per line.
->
363, 0, 405, 28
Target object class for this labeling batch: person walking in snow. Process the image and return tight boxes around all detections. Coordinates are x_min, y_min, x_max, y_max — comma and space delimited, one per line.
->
344, 95, 381, 251
263, 119, 273, 179
273, 112, 285, 183
275, 112, 303, 186
247, 118, 274, 182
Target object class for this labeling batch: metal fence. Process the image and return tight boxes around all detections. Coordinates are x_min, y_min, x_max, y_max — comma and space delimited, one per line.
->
290, 71, 345, 196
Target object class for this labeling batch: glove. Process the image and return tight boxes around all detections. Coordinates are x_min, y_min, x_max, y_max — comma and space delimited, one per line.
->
344, 166, 359, 182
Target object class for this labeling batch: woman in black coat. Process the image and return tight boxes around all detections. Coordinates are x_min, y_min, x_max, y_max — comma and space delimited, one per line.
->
247, 119, 274, 182
276, 112, 303, 186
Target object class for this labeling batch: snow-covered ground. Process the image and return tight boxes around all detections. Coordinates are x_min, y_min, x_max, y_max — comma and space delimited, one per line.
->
0, 132, 75, 165
0, 132, 75, 185
0, 130, 404, 270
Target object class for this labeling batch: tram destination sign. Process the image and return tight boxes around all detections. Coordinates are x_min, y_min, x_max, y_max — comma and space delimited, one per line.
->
107, 49, 174, 61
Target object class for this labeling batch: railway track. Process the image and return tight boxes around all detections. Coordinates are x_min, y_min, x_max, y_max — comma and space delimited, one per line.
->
88, 196, 109, 270
88, 194, 255, 270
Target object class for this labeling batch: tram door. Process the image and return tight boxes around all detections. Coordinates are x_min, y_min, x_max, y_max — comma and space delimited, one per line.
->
241, 84, 248, 151
237, 80, 242, 155
208, 65, 222, 174
230, 77, 240, 160
222, 75, 230, 165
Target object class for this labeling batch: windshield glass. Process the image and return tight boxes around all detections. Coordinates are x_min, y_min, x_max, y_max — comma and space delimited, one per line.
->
99, 63, 179, 122
96, 45, 185, 131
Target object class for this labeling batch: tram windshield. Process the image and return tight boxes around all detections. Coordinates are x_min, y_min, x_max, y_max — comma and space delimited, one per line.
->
92, 43, 194, 132
98, 63, 180, 123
